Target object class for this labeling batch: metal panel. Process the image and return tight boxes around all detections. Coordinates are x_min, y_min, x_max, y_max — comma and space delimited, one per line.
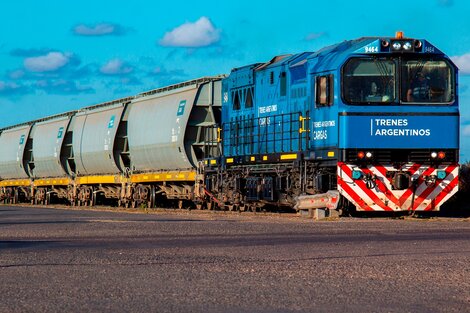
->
32, 116, 71, 178
72, 104, 125, 176
0, 125, 31, 179
128, 86, 198, 172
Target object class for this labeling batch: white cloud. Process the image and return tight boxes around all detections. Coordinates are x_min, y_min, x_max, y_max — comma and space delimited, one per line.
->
304, 32, 327, 41
451, 53, 470, 74
100, 59, 133, 75
24, 52, 70, 72
73, 23, 127, 36
0, 81, 20, 92
159, 17, 221, 48
463, 125, 470, 136
8, 69, 25, 79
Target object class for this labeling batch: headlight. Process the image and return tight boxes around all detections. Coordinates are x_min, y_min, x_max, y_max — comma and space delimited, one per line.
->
365, 151, 373, 159
392, 42, 402, 50
403, 42, 412, 50
431, 152, 438, 159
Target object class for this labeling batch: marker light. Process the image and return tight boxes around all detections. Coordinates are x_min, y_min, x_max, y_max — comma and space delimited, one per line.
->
357, 151, 365, 159
403, 41, 412, 50
381, 40, 390, 48
437, 151, 446, 159
437, 170, 446, 180
352, 170, 363, 180
414, 40, 422, 49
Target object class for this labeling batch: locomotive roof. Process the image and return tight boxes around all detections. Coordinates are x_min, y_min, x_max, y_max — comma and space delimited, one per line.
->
307, 36, 446, 72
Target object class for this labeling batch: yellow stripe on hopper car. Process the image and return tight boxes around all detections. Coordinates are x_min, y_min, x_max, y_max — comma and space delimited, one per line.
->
77, 175, 121, 184
0, 179, 31, 187
130, 171, 196, 183
33, 177, 71, 186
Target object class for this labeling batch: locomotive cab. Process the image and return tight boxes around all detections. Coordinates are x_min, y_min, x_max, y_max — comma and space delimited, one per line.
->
334, 34, 459, 212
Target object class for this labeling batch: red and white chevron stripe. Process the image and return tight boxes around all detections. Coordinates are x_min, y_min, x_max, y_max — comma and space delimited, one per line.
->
337, 162, 459, 211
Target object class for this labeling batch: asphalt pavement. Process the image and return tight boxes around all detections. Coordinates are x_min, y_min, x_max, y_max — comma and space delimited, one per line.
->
0, 205, 469, 313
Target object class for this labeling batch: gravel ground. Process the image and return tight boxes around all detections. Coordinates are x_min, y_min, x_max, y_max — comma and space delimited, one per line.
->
0, 205, 469, 313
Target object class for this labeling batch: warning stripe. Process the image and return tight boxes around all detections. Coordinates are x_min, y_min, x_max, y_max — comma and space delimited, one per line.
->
337, 174, 374, 211
339, 163, 392, 211
361, 166, 400, 207
423, 173, 459, 211
410, 164, 458, 210
337, 163, 459, 212
398, 166, 435, 208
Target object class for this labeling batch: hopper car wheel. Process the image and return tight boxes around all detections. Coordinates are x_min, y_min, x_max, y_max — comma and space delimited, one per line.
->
149, 185, 156, 209
13, 190, 18, 204
92, 192, 97, 206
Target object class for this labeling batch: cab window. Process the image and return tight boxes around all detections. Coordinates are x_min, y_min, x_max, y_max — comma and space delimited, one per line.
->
402, 59, 454, 103
342, 58, 396, 104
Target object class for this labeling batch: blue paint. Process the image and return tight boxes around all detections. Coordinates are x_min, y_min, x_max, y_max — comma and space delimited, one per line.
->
340, 115, 459, 149
219, 35, 459, 162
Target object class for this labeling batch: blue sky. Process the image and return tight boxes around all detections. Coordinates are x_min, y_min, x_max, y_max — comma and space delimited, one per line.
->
1, 0, 469, 160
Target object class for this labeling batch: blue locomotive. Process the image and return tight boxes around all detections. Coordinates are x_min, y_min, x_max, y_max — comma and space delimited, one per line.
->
204, 32, 459, 213
0, 33, 460, 214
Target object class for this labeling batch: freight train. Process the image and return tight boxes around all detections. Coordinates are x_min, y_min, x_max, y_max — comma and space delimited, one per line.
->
0, 33, 460, 214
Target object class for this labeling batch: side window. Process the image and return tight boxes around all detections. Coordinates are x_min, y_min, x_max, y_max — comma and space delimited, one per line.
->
245, 87, 254, 108
280, 72, 287, 97
232, 90, 240, 110
316, 75, 334, 106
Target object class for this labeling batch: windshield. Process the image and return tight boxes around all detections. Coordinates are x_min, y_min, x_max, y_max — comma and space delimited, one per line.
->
402, 59, 454, 103
342, 57, 455, 105
343, 58, 396, 104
